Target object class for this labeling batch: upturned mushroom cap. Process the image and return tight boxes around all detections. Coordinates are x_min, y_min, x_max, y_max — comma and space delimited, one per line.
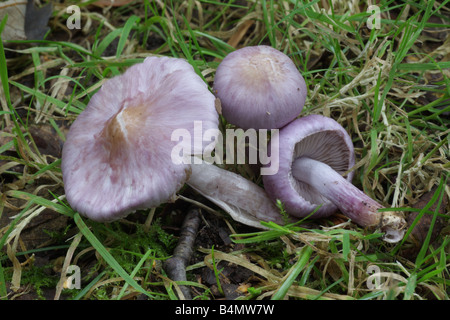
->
262, 114, 355, 218
61, 56, 218, 222
213, 45, 307, 129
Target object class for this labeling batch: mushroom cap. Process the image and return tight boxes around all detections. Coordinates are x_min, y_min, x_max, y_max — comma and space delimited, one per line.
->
262, 114, 356, 219
61, 56, 218, 222
213, 45, 307, 129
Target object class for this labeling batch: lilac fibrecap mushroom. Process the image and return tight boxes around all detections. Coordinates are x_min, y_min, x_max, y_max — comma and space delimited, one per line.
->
62, 56, 285, 227
263, 115, 406, 242
61, 56, 218, 221
213, 45, 307, 129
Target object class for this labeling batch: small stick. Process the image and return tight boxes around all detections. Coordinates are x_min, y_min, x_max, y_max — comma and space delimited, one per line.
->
163, 207, 201, 300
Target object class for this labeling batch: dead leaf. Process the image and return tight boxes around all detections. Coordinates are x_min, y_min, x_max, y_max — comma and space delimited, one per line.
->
213, 20, 254, 62
214, 98, 222, 115
0, 0, 27, 40
227, 20, 254, 49
0, 0, 52, 41
406, 187, 447, 248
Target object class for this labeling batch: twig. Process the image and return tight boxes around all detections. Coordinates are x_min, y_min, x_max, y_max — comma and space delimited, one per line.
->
163, 207, 201, 300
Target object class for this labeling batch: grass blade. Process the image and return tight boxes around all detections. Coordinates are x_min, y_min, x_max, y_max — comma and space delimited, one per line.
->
116, 248, 153, 300
73, 213, 154, 299
6, 190, 74, 218
116, 15, 140, 58
0, 260, 7, 300
271, 245, 313, 300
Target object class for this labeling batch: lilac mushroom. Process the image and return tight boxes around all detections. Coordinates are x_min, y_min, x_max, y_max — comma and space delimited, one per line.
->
213, 45, 307, 129
263, 115, 406, 242
61, 56, 284, 227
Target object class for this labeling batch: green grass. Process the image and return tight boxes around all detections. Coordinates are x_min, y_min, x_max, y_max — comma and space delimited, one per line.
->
0, 0, 449, 300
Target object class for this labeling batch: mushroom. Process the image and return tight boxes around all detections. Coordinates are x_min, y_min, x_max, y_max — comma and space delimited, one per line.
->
61, 56, 285, 227
213, 45, 307, 129
262, 115, 406, 242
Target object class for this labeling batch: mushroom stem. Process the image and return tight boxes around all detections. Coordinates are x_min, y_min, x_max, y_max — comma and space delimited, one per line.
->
186, 161, 285, 228
292, 157, 406, 242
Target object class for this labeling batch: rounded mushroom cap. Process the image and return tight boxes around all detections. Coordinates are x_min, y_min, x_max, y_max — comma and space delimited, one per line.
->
213, 45, 307, 129
262, 114, 356, 218
62, 56, 218, 222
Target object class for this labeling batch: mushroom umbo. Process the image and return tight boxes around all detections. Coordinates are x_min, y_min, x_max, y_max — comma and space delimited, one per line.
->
213, 45, 307, 130
62, 56, 285, 227
262, 115, 406, 242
